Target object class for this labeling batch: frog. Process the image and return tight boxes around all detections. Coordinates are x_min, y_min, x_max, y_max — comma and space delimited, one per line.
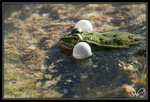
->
60, 24, 146, 57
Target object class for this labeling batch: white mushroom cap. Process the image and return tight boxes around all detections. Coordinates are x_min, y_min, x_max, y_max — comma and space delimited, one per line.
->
75, 20, 93, 32
73, 42, 92, 59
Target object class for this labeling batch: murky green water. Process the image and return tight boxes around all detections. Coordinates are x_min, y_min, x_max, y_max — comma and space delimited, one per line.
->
3, 3, 147, 99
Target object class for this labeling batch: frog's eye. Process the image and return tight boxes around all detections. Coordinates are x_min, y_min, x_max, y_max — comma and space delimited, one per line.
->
72, 35, 79, 43
71, 28, 83, 33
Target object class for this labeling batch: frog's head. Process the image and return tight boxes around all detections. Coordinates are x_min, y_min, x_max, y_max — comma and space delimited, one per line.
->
60, 28, 85, 49
60, 20, 93, 50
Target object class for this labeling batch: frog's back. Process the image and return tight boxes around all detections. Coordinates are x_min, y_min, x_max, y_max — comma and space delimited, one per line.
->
81, 31, 145, 48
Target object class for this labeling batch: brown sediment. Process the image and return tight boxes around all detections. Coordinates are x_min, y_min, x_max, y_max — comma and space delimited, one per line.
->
49, 23, 75, 26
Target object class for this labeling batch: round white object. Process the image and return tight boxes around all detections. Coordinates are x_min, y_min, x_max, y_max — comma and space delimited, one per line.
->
73, 42, 92, 59
75, 20, 93, 32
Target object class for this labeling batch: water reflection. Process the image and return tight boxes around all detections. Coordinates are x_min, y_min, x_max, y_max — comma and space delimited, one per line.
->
76, 57, 92, 69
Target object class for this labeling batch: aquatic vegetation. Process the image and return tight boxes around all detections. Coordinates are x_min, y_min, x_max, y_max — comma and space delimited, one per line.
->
118, 59, 146, 98
4, 4, 67, 98
122, 84, 136, 97
118, 60, 138, 72
118, 60, 146, 85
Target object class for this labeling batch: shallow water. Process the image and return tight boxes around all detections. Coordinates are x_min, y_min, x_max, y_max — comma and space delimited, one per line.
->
3, 3, 147, 99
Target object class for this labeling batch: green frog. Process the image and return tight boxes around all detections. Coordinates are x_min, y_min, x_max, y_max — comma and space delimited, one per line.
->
60, 24, 146, 57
